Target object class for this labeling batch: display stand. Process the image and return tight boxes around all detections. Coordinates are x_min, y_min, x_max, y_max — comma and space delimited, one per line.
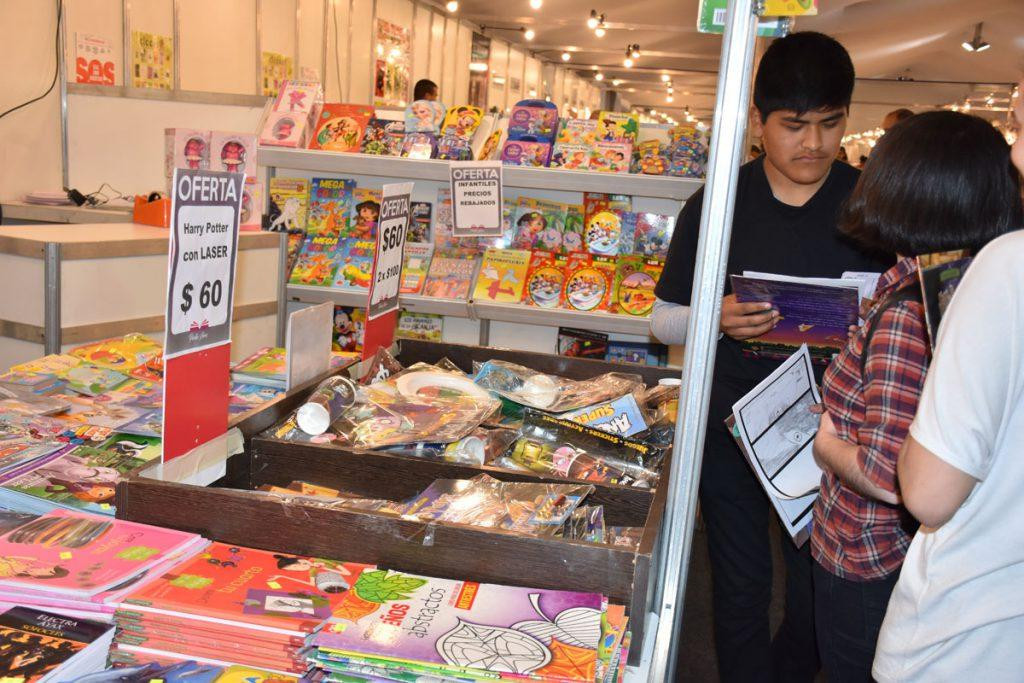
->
0, 223, 284, 369
116, 339, 676, 665
0, 201, 134, 225
264, 148, 700, 344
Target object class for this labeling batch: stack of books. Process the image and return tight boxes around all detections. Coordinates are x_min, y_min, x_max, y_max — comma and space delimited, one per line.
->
309, 569, 630, 682
230, 347, 287, 390
0, 509, 206, 622
113, 542, 373, 675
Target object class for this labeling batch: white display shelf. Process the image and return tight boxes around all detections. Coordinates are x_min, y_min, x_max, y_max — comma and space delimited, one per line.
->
286, 284, 472, 318
472, 300, 652, 336
287, 284, 653, 337
260, 147, 702, 201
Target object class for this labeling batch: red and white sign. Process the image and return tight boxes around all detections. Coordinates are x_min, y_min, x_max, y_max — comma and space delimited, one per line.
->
75, 33, 116, 85
363, 182, 413, 358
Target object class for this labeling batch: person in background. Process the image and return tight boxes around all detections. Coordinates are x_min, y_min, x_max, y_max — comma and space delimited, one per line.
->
651, 31, 891, 682
811, 111, 1021, 683
750, 143, 763, 160
413, 79, 439, 101
881, 108, 914, 131
858, 154, 869, 168
837, 146, 849, 162
873, 80, 1024, 683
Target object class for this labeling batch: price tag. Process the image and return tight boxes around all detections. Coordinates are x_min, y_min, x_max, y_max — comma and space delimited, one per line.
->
367, 182, 413, 320
450, 161, 503, 238
165, 168, 244, 359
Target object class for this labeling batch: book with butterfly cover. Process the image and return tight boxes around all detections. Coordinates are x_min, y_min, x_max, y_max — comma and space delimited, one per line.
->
311, 570, 607, 682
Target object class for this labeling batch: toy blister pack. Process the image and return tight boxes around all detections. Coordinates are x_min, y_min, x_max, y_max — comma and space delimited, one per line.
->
472, 359, 643, 413
559, 391, 651, 438
209, 132, 258, 178
259, 111, 309, 148
509, 409, 662, 488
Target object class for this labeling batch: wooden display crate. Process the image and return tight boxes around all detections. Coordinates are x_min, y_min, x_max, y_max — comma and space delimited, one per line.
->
116, 340, 678, 663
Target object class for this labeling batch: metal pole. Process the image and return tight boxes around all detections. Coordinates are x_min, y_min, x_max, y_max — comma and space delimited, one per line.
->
57, 0, 69, 189
44, 243, 62, 355
648, 1, 759, 680
276, 229, 289, 347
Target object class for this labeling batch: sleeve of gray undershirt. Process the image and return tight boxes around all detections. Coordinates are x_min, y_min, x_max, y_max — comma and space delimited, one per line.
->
650, 297, 690, 346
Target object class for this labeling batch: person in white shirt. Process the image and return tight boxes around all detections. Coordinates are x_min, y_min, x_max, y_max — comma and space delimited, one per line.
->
873, 80, 1024, 681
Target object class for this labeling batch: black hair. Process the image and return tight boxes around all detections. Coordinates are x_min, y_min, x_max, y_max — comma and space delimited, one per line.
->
356, 200, 379, 213
753, 31, 854, 121
273, 554, 304, 569
840, 111, 1023, 256
413, 79, 438, 100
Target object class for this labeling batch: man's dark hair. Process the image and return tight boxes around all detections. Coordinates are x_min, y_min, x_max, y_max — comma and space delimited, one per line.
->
886, 108, 914, 124
753, 31, 854, 121
413, 79, 438, 100
841, 111, 1023, 256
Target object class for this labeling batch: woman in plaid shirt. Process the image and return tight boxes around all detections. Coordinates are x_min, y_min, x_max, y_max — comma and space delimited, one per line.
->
809, 111, 1022, 683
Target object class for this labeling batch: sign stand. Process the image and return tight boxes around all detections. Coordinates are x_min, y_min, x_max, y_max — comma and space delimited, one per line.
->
162, 168, 244, 462
363, 182, 414, 359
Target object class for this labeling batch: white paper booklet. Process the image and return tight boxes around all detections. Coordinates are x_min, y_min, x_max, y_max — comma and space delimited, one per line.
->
730, 344, 822, 544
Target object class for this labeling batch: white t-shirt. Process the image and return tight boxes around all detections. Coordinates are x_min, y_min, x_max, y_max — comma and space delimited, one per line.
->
874, 230, 1024, 681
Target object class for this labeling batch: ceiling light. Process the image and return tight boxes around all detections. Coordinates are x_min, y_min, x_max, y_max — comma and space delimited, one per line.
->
529, 0, 542, 8
623, 57, 633, 68
587, 10, 599, 30
963, 101, 971, 111
469, 62, 488, 72
666, 94, 673, 103
594, 25, 606, 38
594, 72, 604, 81
667, 87, 673, 94
529, 88, 537, 96
661, 74, 670, 82
524, 28, 535, 40
650, 109, 657, 115
962, 22, 990, 52
611, 79, 622, 86
561, 51, 571, 61
629, 44, 640, 59
445, 0, 458, 11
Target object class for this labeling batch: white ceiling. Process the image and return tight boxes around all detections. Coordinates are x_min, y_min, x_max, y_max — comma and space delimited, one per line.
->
459, 0, 1023, 133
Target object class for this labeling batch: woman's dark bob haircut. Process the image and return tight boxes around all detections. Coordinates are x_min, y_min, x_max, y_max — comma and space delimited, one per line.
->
841, 110, 1022, 256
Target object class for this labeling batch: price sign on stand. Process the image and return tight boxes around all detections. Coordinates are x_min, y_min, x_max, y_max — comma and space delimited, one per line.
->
162, 168, 244, 461
450, 161, 503, 238
363, 182, 413, 358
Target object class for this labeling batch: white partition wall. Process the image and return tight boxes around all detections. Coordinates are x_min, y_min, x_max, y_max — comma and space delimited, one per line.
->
297, 0, 325, 80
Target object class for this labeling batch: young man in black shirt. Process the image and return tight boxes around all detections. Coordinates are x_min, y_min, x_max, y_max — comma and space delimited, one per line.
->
651, 32, 891, 682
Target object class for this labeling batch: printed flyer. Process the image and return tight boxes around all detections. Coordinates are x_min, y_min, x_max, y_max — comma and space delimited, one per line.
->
131, 31, 173, 90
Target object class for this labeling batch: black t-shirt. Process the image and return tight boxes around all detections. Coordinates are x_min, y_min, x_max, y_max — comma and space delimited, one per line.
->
655, 156, 892, 386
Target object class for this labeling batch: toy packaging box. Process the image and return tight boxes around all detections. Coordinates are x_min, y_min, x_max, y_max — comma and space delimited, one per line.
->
472, 248, 531, 303
209, 131, 258, 178
361, 118, 405, 156
240, 178, 263, 230
309, 104, 375, 153
523, 251, 567, 309
164, 128, 210, 190
307, 177, 356, 237
501, 140, 551, 167
267, 177, 310, 232
260, 111, 310, 148
562, 252, 616, 312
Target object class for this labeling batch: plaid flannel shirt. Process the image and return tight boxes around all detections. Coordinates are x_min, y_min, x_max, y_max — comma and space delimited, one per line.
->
811, 257, 928, 580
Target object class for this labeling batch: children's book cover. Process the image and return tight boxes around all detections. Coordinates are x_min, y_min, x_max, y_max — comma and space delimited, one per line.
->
470, 114, 497, 160
332, 239, 375, 290
267, 178, 310, 233
122, 542, 372, 635
606, 341, 667, 367
240, 179, 263, 230
612, 256, 662, 316
507, 105, 559, 142
562, 253, 615, 312
408, 201, 432, 243
69, 335, 162, 373
563, 204, 585, 255
550, 143, 592, 171
232, 347, 286, 382
229, 383, 284, 415
10, 355, 82, 376
1, 440, 155, 513
583, 206, 625, 257
63, 365, 129, 396
361, 118, 405, 156
441, 105, 484, 139
422, 249, 480, 300
0, 508, 201, 596
404, 100, 446, 134
332, 307, 365, 354
472, 249, 531, 303
589, 142, 632, 174
348, 188, 381, 239
309, 104, 375, 153
396, 312, 443, 342
400, 132, 437, 159
511, 198, 542, 249
534, 200, 568, 253
288, 234, 341, 286
557, 327, 609, 360
435, 133, 474, 161
313, 570, 604, 682
476, 125, 505, 162
633, 213, 675, 259
524, 251, 566, 309
400, 242, 434, 295
0, 605, 113, 683
556, 118, 598, 146
501, 140, 551, 167
596, 112, 640, 143
308, 178, 356, 238
273, 81, 321, 114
